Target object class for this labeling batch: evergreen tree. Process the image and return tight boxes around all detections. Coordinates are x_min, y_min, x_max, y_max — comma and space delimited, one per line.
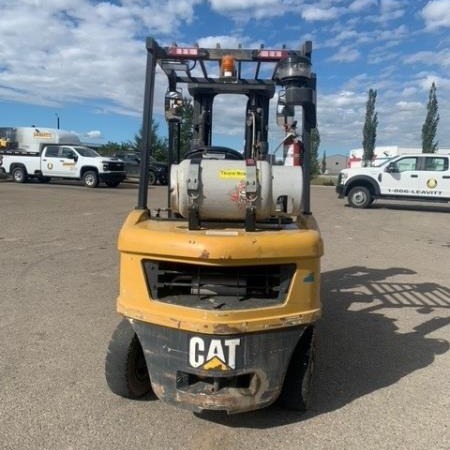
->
321, 151, 327, 174
132, 120, 168, 161
421, 82, 439, 153
310, 127, 321, 176
362, 89, 378, 166
97, 141, 129, 156
179, 96, 194, 158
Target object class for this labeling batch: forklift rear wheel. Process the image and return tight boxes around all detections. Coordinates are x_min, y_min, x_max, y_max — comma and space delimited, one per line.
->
279, 328, 315, 411
105, 319, 153, 399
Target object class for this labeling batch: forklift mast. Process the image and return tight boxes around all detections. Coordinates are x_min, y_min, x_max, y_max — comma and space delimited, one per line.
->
137, 37, 316, 215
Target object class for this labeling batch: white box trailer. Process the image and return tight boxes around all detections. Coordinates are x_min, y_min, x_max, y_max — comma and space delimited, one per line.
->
0, 127, 81, 154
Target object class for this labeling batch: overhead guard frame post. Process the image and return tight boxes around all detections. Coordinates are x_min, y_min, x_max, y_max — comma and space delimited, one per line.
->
137, 38, 164, 210
301, 74, 317, 216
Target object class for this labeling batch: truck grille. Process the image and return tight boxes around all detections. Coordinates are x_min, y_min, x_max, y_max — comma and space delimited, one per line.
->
105, 162, 124, 171
142, 260, 295, 310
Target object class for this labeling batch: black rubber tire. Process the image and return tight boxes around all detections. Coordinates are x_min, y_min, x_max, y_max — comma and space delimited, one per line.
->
105, 179, 121, 188
82, 170, 99, 188
12, 166, 27, 183
148, 171, 157, 186
105, 319, 153, 399
347, 186, 372, 208
279, 328, 315, 412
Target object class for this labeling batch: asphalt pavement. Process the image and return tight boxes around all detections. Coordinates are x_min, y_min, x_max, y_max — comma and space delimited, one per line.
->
0, 180, 449, 450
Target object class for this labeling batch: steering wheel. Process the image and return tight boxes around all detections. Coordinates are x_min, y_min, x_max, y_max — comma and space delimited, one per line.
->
184, 146, 244, 160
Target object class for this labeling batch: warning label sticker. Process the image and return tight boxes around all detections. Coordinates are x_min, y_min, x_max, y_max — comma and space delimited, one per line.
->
219, 169, 246, 179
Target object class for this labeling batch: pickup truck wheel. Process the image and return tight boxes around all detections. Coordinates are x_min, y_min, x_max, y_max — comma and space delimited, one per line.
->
105, 319, 153, 399
348, 186, 372, 208
12, 166, 27, 183
279, 329, 315, 412
159, 175, 168, 185
148, 171, 157, 186
82, 170, 99, 188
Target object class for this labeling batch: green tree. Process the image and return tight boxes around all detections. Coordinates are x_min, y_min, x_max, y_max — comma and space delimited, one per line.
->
362, 89, 378, 166
97, 141, 129, 156
132, 120, 168, 161
310, 127, 321, 176
321, 151, 327, 174
421, 82, 439, 153
179, 96, 194, 158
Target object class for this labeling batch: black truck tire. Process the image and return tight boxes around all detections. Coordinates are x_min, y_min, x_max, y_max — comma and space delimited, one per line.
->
347, 186, 372, 208
105, 179, 121, 188
279, 328, 315, 412
105, 319, 153, 399
12, 166, 28, 183
82, 170, 99, 188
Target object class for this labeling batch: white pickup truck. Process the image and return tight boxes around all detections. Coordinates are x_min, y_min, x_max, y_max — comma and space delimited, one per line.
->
336, 153, 450, 208
0, 145, 126, 188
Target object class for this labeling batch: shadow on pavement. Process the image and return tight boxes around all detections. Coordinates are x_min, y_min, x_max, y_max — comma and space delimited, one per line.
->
198, 266, 449, 428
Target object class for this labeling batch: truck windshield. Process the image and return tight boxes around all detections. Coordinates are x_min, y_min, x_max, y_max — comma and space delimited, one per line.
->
74, 146, 100, 157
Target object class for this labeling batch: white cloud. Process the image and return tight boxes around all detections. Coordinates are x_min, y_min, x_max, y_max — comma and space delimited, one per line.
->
404, 49, 450, 69
328, 47, 361, 63
0, 0, 204, 117
197, 35, 248, 48
302, 6, 341, 21
208, 0, 278, 11
84, 130, 102, 139
418, 74, 450, 91
396, 101, 422, 111
207, 0, 292, 21
349, 0, 377, 12
422, 0, 450, 30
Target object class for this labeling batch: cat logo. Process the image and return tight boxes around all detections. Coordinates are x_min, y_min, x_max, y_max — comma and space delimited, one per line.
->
426, 178, 438, 189
189, 337, 240, 371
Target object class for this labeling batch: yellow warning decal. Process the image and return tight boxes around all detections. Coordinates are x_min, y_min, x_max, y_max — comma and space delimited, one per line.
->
219, 169, 246, 179
202, 356, 230, 371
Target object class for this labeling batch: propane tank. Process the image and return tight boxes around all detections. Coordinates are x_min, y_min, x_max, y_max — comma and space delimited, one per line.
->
170, 159, 303, 221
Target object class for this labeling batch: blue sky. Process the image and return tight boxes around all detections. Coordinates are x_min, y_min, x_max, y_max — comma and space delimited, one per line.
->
1, 0, 450, 155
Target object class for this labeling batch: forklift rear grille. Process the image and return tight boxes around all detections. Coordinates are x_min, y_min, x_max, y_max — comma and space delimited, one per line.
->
143, 261, 296, 310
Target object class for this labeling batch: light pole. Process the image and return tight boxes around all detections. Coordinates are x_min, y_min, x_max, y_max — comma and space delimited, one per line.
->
55, 113, 60, 129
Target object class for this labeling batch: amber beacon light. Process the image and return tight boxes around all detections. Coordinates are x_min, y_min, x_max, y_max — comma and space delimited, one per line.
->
220, 54, 236, 78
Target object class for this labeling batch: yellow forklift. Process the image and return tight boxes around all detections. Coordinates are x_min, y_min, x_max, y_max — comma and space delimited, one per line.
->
105, 38, 323, 414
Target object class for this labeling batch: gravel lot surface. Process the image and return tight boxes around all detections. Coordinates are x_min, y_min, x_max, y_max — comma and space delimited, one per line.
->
0, 180, 449, 450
